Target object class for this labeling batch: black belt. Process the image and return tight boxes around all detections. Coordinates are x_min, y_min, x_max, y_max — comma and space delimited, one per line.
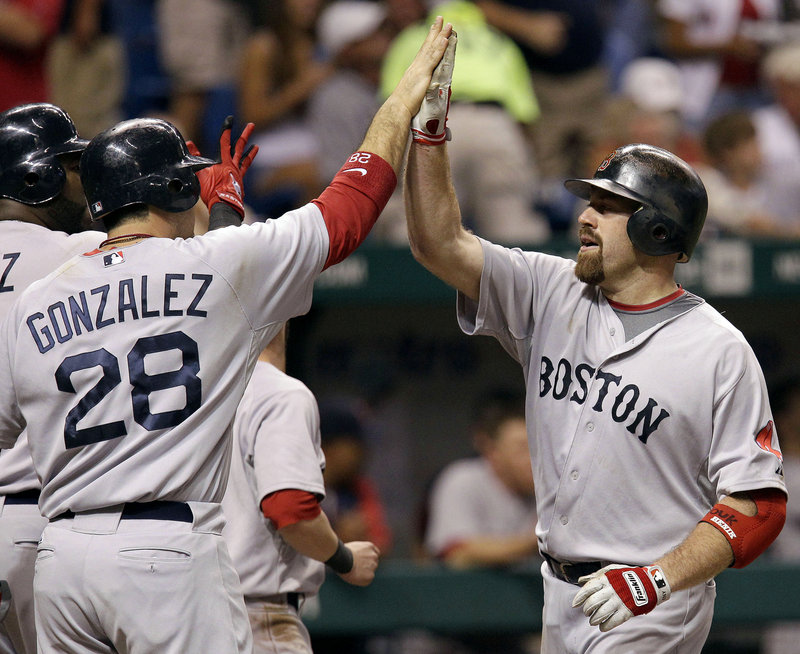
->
3, 489, 41, 504
52, 501, 193, 523
261, 593, 302, 610
542, 552, 603, 585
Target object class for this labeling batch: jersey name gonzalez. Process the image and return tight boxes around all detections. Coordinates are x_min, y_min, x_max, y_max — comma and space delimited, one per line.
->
539, 355, 670, 444
26, 272, 213, 354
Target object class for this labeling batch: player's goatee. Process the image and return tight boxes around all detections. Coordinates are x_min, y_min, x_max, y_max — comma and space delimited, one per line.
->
575, 248, 604, 285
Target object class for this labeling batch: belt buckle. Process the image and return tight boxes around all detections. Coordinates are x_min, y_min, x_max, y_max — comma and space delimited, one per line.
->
557, 560, 574, 582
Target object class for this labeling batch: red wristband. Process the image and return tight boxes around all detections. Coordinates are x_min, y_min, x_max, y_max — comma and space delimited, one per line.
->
313, 152, 397, 269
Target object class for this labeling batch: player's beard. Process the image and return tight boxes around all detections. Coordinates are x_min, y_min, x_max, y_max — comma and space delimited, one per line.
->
575, 232, 605, 285
44, 195, 92, 234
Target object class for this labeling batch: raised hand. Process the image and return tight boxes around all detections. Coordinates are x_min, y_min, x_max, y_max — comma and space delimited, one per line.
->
187, 116, 258, 217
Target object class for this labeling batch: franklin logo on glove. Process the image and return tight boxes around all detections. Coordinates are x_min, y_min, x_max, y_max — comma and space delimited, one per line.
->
572, 563, 672, 632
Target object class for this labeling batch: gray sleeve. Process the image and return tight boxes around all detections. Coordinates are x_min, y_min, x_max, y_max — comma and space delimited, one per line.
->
251, 386, 326, 500
457, 239, 575, 363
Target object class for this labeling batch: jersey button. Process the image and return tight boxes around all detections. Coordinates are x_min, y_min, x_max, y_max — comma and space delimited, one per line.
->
560, 515, 569, 525
586, 422, 595, 432
610, 327, 616, 336
570, 470, 579, 480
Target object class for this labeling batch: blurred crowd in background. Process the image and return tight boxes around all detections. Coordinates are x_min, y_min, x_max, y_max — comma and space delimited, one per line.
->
3, 0, 800, 244
3, 2, 800, 652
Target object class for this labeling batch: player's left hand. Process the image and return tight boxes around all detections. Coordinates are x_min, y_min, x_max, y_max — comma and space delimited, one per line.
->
411, 29, 457, 145
186, 116, 258, 217
571, 564, 671, 632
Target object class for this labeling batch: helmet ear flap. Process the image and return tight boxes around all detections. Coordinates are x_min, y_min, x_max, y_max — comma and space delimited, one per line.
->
8, 160, 66, 205
627, 205, 685, 257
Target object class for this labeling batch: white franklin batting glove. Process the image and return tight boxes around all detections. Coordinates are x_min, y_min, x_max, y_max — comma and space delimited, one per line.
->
411, 30, 457, 145
571, 564, 671, 632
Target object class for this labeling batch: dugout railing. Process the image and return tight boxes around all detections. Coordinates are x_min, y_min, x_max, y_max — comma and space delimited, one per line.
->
303, 559, 798, 636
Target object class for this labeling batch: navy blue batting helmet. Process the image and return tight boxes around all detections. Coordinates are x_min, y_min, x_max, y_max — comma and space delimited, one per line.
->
0, 103, 88, 205
80, 118, 214, 221
565, 144, 708, 261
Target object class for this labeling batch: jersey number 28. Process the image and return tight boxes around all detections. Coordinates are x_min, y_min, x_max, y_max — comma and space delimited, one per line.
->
55, 331, 201, 449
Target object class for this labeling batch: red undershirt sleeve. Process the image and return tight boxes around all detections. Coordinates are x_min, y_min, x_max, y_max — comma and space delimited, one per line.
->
311, 152, 397, 270
260, 489, 322, 530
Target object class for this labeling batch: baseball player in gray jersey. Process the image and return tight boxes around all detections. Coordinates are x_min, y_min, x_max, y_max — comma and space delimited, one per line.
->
222, 323, 379, 653
0, 19, 454, 654
0, 103, 103, 654
403, 32, 787, 653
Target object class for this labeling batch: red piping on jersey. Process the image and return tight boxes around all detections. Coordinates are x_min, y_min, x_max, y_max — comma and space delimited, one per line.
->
607, 287, 685, 312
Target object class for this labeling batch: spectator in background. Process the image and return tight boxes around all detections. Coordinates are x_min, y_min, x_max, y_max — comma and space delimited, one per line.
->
319, 401, 393, 556
586, 57, 700, 174
697, 110, 796, 238
753, 41, 800, 233
425, 388, 538, 568
155, 0, 248, 150
476, 0, 609, 230
309, 1, 390, 184
422, 388, 539, 654
657, 0, 780, 133
46, 0, 125, 138
601, 0, 660, 92
385, 0, 427, 34
379, 0, 550, 245
237, 0, 332, 218
0, 0, 65, 111
578, 57, 702, 225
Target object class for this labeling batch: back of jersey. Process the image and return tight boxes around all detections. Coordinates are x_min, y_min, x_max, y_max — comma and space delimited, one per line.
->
0, 222, 101, 494
0, 212, 328, 518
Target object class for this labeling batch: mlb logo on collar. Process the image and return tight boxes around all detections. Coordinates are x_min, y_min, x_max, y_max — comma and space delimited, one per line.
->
103, 250, 125, 267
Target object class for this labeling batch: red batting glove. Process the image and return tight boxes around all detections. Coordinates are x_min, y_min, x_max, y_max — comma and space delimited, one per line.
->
186, 116, 258, 217
571, 564, 671, 632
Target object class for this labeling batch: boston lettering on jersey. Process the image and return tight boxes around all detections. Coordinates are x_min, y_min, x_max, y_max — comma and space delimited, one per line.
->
539, 355, 670, 444
26, 273, 213, 354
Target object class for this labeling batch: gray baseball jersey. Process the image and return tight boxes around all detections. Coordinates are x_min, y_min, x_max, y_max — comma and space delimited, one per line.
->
0, 221, 101, 654
0, 221, 102, 494
0, 207, 328, 518
457, 240, 786, 566
425, 457, 537, 559
222, 360, 326, 598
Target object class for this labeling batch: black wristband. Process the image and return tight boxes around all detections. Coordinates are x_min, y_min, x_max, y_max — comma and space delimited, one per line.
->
208, 202, 243, 230
325, 539, 354, 574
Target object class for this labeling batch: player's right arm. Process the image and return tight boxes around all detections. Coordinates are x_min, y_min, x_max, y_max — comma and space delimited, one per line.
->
403, 30, 484, 301
263, 492, 380, 587
405, 142, 484, 301
310, 18, 455, 271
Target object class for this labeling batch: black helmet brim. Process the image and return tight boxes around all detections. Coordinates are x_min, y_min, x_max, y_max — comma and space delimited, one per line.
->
564, 178, 648, 207
42, 137, 90, 158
